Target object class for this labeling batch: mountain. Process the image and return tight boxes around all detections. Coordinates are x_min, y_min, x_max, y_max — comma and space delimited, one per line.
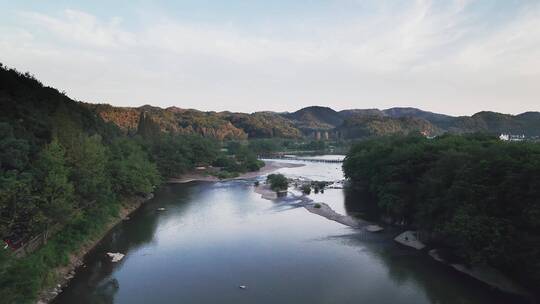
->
218, 111, 301, 138
2, 63, 538, 140
87, 102, 540, 140
87, 104, 248, 140
340, 107, 455, 128
337, 115, 441, 139
382, 107, 456, 127
339, 109, 385, 118
0, 67, 120, 147
284, 106, 344, 131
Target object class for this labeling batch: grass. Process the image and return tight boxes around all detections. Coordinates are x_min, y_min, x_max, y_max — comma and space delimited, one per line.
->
0, 200, 122, 303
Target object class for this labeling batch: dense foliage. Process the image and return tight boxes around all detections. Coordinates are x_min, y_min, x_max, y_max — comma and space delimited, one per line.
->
0, 64, 245, 303
343, 134, 540, 291
266, 174, 289, 192
212, 141, 264, 177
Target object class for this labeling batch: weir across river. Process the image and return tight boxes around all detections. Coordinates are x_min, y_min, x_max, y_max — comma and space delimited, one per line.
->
261, 156, 344, 163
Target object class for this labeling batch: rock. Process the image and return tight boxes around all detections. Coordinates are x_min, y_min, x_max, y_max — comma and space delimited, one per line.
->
106, 252, 125, 262
366, 225, 384, 232
428, 249, 446, 262
239, 285, 247, 289
394, 231, 426, 250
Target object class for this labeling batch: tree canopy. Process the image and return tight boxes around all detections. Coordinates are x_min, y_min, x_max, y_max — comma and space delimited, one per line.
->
343, 134, 540, 292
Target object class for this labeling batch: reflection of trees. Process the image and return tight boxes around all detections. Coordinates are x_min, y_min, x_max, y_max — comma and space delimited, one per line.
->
330, 233, 528, 304
92, 278, 119, 304
343, 186, 380, 221
342, 186, 530, 303
53, 183, 196, 304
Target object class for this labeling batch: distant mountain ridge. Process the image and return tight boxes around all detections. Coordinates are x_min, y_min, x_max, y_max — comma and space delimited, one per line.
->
86, 103, 540, 140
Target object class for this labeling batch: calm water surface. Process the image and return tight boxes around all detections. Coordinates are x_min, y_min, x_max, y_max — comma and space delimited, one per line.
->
54, 157, 523, 304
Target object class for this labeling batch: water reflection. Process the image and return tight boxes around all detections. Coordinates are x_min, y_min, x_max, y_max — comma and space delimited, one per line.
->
54, 160, 527, 304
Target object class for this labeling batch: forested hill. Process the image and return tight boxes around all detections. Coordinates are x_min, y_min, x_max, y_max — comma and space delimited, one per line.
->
88, 103, 540, 140
343, 134, 540, 295
0, 65, 121, 148
0, 64, 264, 303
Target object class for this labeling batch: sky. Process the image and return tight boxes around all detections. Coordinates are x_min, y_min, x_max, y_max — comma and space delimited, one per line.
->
1, 0, 539, 115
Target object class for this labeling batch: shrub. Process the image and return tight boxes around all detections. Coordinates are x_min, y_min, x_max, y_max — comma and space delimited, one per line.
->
266, 174, 288, 192
301, 184, 311, 195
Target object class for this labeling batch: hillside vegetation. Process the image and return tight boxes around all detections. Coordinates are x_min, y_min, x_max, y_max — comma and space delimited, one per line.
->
0, 64, 261, 303
88, 103, 540, 140
343, 134, 540, 293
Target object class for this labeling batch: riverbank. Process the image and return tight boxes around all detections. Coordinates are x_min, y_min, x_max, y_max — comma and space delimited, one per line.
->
37, 194, 153, 304
254, 183, 373, 230
304, 202, 367, 228
254, 184, 532, 300
168, 161, 304, 183
254, 184, 279, 200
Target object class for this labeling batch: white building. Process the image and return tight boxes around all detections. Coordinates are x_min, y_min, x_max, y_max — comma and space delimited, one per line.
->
499, 134, 525, 141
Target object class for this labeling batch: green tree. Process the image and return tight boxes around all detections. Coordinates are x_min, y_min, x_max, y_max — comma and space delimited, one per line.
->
343, 134, 540, 291
68, 134, 111, 206
33, 140, 74, 241
109, 139, 160, 195
0, 123, 29, 171
0, 171, 34, 237
266, 174, 288, 192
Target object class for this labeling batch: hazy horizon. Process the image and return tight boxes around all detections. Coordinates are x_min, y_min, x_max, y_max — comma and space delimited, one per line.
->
2, 0, 540, 116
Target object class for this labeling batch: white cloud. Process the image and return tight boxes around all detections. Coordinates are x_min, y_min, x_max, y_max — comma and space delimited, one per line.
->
19, 9, 136, 48
1, 1, 539, 115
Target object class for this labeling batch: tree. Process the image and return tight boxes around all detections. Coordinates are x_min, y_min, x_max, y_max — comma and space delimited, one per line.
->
0, 171, 34, 237
301, 184, 311, 195
343, 134, 540, 291
0, 123, 29, 171
109, 139, 160, 195
68, 135, 111, 206
33, 140, 74, 241
266, 174, 288, 192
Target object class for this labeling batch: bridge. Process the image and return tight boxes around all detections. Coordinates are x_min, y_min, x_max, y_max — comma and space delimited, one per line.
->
262, 156, 344, 163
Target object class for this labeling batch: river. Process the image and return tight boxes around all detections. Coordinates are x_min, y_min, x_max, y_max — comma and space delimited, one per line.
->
53, 157, 524, 304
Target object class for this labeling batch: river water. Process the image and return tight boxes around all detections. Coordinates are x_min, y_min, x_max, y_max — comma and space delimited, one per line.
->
53, 157, 524, 304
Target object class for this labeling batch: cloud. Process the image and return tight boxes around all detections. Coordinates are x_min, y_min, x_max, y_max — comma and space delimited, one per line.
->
19, 9, 136, 48
1, 1, 539, 114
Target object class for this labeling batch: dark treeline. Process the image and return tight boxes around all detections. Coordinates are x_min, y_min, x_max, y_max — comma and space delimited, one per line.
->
0, 64, 259, 303
343, 134, 540, 293
246, 138, 350, 155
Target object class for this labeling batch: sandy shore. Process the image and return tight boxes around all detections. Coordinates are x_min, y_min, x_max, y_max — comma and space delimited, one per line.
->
304, 202, 368, 228
253, 184, 279, 200
168, 161, 304, 184
254, 184, 373, 231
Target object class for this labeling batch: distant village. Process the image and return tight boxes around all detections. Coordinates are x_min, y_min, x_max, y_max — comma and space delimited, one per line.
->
499, 134, 540, 142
